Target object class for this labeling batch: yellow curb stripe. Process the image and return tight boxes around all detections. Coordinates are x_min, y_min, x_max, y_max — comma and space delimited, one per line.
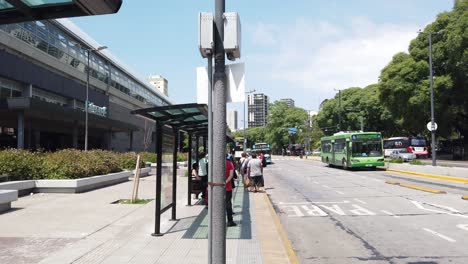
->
462, 195, 468, 200
386, 169, 468, 183
385, 180, 400, 185
263, 193, 300, 264
385, 181, 445, 194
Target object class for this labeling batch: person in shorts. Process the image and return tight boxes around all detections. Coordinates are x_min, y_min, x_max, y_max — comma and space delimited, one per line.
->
247, 153, 263, 192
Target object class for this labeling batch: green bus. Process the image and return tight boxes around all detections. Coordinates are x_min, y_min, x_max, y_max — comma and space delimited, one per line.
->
321, 132, 385, 169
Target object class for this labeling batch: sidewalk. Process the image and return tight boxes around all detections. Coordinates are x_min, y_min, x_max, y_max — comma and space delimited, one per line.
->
0, 171, 295, 264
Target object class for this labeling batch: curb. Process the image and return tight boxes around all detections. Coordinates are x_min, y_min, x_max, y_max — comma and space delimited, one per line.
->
385, 181, 446, 194
385, 169, 468, 184
264, 193, 300, 264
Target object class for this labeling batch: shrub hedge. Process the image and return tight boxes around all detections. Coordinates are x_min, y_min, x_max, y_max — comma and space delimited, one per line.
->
0, 149, 151, 180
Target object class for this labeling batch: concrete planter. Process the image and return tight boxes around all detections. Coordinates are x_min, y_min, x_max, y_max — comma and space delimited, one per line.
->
131, 167, 151, 178
35, 171, 132, 193
0, 190, 18, 213
0, 180, 36, 196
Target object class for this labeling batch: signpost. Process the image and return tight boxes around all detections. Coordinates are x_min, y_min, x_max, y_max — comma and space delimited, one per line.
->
426, 121, 438, 132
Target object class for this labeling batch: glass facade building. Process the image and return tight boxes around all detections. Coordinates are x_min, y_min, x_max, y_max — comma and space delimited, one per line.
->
0, 20, 167, 106
0, 19, 169, 151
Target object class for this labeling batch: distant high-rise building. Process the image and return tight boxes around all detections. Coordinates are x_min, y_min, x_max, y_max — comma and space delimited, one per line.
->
279, 98, 295, 107
227, 110, 238, 131
248, 93, 269, 128
148, 75, 168, 96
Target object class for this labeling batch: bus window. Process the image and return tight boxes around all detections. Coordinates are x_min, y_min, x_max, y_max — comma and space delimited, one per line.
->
352, 141, 382, 157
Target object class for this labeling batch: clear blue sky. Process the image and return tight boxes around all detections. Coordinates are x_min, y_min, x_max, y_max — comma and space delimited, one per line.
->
70, 0, 454, 128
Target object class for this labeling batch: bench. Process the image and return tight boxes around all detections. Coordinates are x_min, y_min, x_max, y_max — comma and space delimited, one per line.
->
0, 190, 18, 213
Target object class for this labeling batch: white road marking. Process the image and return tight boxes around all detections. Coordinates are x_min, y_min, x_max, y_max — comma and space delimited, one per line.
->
457, 224, 468, 232
422, 228, 456, 243
349, 204, 376, 215
322, 185, 332, 189
381, 210, 401, 218
427, 203, 461, 213
372, 179, 381, 182
360, 176, 367, 179
335, 190, 345, 195
279, 203, 376, 217
354, 198, 366, 204
279, 201, 350, 205
411, 201, 468, 218
313, 181, 319, 184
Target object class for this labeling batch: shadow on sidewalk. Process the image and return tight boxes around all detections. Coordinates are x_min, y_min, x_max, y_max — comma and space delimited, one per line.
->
178, 184, 253, 239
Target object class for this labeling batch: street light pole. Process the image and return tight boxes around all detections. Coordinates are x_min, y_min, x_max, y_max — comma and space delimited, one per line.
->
333, 89, 342, 131
244, 89, 255, 151
428, 32, 437, 166
84, 46, 107, 151
212, 0, 226, 262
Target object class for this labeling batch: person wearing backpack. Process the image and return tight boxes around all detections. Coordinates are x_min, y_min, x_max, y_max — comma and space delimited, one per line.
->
240, 153, 250, 189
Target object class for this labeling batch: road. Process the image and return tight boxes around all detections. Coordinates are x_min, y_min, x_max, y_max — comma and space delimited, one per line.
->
264, 157, 468, 264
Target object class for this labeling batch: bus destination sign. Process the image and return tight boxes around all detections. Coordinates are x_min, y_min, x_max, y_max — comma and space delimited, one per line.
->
352, 134, 381, 141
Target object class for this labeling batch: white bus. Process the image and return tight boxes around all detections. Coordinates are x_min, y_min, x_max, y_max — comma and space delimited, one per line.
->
383, 137, 429, 158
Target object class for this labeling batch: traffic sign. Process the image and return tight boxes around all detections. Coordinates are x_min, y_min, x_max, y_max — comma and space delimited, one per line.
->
426, 122, 438, 131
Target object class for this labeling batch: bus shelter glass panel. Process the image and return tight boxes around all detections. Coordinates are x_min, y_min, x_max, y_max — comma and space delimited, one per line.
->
160, 126, 174, 209
22, 0, 73, 6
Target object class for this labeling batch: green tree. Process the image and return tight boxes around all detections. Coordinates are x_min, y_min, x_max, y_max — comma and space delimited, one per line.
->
264, 101, 308, 153
379, 0, 467, 147
315, 85, 393, 135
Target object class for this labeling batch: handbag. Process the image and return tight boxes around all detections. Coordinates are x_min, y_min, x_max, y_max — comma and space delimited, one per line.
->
192, 179, 203, 191
244, 177, 251, 187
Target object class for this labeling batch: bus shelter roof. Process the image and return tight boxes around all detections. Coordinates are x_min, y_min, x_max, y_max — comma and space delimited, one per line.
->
131, 103, 208, 134
0, 0, 122, 25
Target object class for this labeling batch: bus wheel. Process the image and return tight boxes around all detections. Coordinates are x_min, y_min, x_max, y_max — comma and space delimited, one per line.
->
342, 159, 348, 170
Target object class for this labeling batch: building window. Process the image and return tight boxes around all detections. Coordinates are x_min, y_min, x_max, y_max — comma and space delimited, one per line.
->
0, 77, 23, 98
32, 87, 68, 106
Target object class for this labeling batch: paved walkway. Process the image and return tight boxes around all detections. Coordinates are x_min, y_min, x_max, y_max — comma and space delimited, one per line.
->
0, 171, 294, 264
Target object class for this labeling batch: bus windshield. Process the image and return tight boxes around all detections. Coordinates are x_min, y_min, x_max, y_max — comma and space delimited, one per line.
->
410, 138, 427, 147
352, 141, 382, 157
383, 139, 409, 149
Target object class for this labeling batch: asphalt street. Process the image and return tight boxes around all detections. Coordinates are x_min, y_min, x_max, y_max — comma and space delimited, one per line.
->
263, 157, 468, 264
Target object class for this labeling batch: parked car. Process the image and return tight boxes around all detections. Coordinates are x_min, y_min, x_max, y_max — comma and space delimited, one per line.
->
389, 149, 416, 161
312, 149, 322, 155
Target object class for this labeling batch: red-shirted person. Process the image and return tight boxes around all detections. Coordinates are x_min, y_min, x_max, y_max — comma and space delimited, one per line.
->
225, 155, 237, 227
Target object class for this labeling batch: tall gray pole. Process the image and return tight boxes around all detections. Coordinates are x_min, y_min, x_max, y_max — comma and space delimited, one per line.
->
85, 49, 90, 151
429, 33, 437, 166
243, 95, 247, 151
338, 90, 342, 131
207, 53, 213, 263
211, 0, 227, 262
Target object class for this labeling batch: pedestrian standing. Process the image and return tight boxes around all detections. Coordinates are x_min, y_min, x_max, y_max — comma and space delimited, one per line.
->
198, 152, 208, 204
247, 153, 263, 192
239, 152, 247, 187
225, 155, 237, 227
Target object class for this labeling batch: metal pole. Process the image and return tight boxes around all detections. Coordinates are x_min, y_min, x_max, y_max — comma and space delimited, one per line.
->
171, 128, 178, 221
85, 49, 90, 151
152, 122, 163, 236
243, 94, 246, 151
212, 0, 227, 262
207, 53, 213, 264
338, 90, 342, 131
429, 33, 437, 166
187, 133, 192, 206
360, 116, 364, 131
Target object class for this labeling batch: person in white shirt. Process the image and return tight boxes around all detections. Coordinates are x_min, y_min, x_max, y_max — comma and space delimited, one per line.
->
247, 153, 263, 192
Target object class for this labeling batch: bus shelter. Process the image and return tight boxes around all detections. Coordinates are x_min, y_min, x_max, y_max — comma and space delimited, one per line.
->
131, 103, 209, 236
